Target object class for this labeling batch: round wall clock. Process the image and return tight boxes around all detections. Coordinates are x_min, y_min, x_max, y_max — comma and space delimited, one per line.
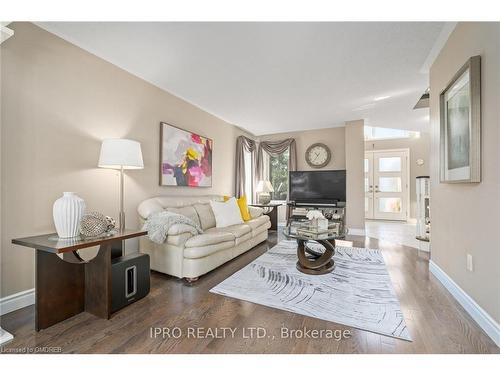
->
305, 143, 331, 168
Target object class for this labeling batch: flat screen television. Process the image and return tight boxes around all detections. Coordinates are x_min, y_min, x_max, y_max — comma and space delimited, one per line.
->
289, 170, 346, 204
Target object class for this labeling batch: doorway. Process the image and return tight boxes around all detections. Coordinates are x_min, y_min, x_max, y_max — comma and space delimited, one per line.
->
365, 149, 409, 221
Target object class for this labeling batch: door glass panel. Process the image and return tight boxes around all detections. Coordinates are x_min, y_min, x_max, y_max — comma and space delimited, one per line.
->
364, 177, 369, 192
364, 158, 369, 173
378, 198, 402, 213
379, 157, 401, 172
378, 177, 402, 192
365, 197, 368, 212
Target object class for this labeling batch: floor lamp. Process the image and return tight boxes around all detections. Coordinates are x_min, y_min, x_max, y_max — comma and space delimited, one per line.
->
98, 139, 144, 231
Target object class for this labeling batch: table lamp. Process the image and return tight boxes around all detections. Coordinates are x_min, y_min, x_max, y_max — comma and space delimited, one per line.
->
256, 180, 274, 205
98, 139, 144, 231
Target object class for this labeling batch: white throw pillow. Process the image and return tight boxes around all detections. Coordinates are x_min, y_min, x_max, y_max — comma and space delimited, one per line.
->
210, 198, 244, 228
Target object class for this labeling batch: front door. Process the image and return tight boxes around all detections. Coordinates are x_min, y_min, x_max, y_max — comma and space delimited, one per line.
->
365, 149, 409, 221
364, 153, 374, 219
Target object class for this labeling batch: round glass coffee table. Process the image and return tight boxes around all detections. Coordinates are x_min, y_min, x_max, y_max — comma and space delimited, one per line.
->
283, 226, 346, 275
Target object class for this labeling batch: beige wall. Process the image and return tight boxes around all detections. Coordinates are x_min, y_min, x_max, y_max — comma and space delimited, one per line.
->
260, 124, 364, 230
0, 23, 251, 298
258, 127, 346, 222
365, 132, 430, 219
0, 42, 3, 301
259, 126, 346, 170
345, 120, 365, 231
429, 22, 500, 322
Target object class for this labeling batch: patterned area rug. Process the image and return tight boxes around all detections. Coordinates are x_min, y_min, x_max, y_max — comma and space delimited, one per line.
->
210, 240, 411, 341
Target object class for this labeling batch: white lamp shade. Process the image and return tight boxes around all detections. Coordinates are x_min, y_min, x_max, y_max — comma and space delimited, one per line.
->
256, 180, 274, 193
98, 139, 144, 169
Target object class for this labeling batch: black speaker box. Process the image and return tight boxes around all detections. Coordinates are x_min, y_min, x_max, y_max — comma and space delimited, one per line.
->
111, 253, 150, 313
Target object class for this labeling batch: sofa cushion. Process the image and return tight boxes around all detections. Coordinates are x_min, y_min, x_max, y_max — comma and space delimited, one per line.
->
206, 224, 251, 238
205, 224, 252, 246
193, 203, 216, 230
184, 231, 234, 248
137, 195, 224, 219
166, 206, 201, 228
183, 240, 235, 259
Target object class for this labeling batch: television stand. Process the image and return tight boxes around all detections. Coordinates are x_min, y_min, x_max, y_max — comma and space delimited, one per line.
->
286, 202, 346, 235
293, 202, 341, 208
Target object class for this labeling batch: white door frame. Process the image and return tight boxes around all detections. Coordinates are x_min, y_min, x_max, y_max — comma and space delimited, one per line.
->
364, 152, 374, 220
365, 148, 410, 221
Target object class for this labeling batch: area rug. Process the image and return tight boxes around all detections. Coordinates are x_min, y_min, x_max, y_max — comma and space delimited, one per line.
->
210, 240, 411, 341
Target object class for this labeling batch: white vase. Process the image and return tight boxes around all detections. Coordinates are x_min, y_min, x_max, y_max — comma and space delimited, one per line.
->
53, 192, 86, 238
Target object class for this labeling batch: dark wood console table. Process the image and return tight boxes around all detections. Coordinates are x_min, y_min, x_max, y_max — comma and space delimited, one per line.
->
12, 230, 147, 331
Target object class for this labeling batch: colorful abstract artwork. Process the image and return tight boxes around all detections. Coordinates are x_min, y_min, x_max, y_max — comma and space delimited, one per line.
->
160, 122, 213, 187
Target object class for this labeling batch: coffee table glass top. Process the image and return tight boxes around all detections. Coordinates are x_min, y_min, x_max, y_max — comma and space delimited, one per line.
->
283, 225, 346, 241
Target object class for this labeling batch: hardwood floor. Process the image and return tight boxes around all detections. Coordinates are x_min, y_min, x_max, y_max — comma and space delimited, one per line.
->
1, 232, 498, 354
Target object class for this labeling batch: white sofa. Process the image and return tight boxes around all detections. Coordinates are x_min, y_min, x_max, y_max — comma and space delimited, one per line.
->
137, 195, 270, 281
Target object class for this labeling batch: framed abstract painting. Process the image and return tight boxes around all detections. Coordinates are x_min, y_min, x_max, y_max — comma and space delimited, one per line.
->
160, 122, 213, 187
439, 55, 481, 183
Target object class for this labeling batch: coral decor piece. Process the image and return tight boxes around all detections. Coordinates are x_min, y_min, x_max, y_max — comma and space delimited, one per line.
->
306, 209, 325, 227
160, 122, 213, 187
80, 212, 116, 237
306, 210, 324, 220
105, 215, 116, 230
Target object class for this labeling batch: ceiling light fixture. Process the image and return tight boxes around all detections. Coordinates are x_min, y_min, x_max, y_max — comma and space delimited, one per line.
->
413, 88, 430, 109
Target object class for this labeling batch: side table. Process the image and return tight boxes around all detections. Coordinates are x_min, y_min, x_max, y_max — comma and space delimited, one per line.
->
12, 229, 147, 331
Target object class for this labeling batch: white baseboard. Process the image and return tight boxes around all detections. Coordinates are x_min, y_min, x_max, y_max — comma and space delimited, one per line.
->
429, 260, 500, 347
0, 327, 14, 346
348, 228, 366, 236
0, 288, 35, 316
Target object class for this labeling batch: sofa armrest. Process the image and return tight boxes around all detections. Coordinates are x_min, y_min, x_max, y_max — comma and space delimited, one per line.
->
249, 206, 264, 219
164, 224, 199, 246
167, 224, 199, 236
166, 232, 193, 247
140, 221, 196, 246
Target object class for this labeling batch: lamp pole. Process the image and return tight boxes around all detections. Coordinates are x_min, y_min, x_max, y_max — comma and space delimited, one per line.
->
119, 165, 125, 231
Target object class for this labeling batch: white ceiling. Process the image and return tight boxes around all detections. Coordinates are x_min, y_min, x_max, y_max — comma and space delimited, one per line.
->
38, 22, 445, 135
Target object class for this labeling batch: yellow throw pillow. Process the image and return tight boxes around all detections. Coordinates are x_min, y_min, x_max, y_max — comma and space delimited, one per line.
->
237, 196, 252, 221
223, 195, 251, 221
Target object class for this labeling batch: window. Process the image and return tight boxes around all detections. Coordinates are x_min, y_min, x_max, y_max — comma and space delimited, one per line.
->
269, 150, 289, 201
364, 126, 420, 141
